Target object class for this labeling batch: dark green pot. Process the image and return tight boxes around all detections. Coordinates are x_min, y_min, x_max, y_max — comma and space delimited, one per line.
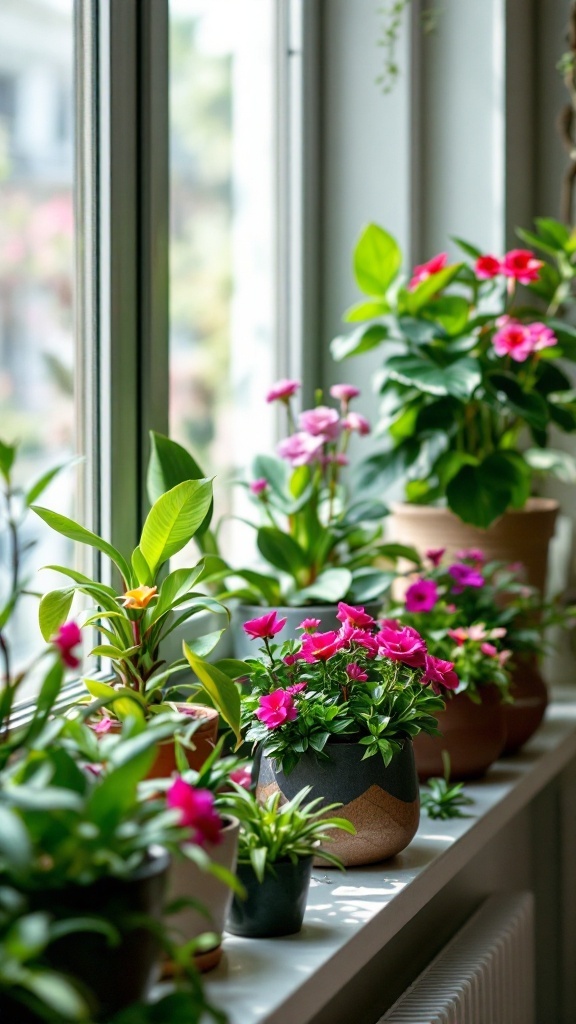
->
226, 856, 313, 938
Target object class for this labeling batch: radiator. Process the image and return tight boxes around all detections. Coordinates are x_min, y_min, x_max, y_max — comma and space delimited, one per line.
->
379, 891, 535, 1024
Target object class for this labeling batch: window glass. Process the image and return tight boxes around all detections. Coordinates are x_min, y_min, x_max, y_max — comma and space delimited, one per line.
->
0, 0, 78, 679
169, 0, 276, 559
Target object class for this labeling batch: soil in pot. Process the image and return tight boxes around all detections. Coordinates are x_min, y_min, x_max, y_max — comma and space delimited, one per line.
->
257, 738, 419, 867
226, 856, 313, 938
503, 655, 548, 755
413, 685, 507, 781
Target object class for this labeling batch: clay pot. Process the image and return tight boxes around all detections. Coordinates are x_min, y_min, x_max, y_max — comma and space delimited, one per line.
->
226, 856, 314, 938
231, 602, 382, 661
503, 655, 549, 755
256, 738, 419, 867
104, 705, 219, 777
413, 685, 507, 781
389, 498, 559, 593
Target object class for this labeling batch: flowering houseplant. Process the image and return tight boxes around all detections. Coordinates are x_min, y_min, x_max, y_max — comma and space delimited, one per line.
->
32, 470, 241, 742
331, 218, 576, 527
239, 603, 452, 776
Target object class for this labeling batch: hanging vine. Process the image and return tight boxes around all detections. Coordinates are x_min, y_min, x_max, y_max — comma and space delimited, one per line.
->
376, 0, 443, 94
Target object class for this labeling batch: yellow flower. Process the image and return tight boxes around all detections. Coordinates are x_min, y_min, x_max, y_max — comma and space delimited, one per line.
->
122, 585, 158, 609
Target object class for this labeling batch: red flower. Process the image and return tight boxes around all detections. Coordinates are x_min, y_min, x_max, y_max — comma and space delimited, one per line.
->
475, 254, 502, 279
408, 252, 448, 291
243, 611, 287, 640
167, 779, 223, 847
426, 547, 445, 567
229, 767, 252, 789
52, 621, 82, 669
502, 249, 543, 284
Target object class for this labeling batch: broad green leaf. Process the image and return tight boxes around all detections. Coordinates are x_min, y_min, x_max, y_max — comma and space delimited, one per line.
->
356, 440, 420, 489
404, 264, 461, 314
515, 226, 559, 257
149, 565, 205, 625
183, 645, 241, 742
43, 564, 117, 597
256, 526, 308, 576
423, 295, 470, 336
450, 236, 482, 259
0, 805, 32, 870
446, 451, 531, 527
139, 478, 213, 576
147, 430, 213, 534
346, 569, 394, 603
434, 450, 478, 488
252, 453, 290, 497
534, 217, 570, 248
3, 784, 83, 812
131, 546, 152, 586
386, 353, 481, 400
213, 658, 250, 679
343, 500, 388, 526
525, 447, 576, 483
24, 970, 90, 1019
294, 567, 353, 604
353, 223, 401, 296
181, 629, 224, 658
83, 680, 146, 718
343, 299, 390, 322
38, 589, 74, 641
0, 439, 16, 481
331, 323, 388, 361
376, 543, 421, 564
25, 457, 80, 507
486, 371, 549, 430
31, 506, 131, 585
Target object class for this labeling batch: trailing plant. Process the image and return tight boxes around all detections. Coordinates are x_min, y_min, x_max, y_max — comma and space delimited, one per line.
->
420, 752, 474, 820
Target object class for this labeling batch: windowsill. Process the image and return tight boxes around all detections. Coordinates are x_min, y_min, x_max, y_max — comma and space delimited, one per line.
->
203, 698, 576, 1024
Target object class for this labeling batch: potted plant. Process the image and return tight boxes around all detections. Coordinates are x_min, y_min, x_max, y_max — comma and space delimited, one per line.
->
32, 465, 241, 770
238, 603, 452, 865
331, 218, 576, 588
219, 785, 354, 938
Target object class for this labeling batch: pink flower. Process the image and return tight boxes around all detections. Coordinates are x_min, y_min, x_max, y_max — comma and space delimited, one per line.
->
455, 548, 485, 564
498, 649, 513, 666
408, 253, 448, 291
266, 379, 301, 403
167, 779, 223, 847
467, 624, 488, 641
300, 630, 343, 663
299, 406, 341, 440
277, 431, 325, 467
527, 322, 557, 352
421, 655, 459, 695
250, 478, 268, 496
321, 453, 349, 468
287, 681, 307, 694
481, 642, 498, 657
298, 617, 321, 632
448, 628, 468, 647
230, 767, 252, 789
256, 689, 298, 728
426, 547, 445, 567
243, 611, 287, 640
405, 579, 438, 613
448, 563, 485, 594
283, 652, 303, 666
92, 717, 113, 735
492, 320, 534, 362
338, 624, 380, 657
502, 249, 544, 284
342, 412, 371, 435
330, 383, 360, 403
52, 621, 82, 669
376, 624, 427, 667
475, 254, 502, 279
336, 602, 375, 628
346, 662, 368, 682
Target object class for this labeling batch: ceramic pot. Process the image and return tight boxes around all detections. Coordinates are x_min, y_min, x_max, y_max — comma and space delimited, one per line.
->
166, 815, 239, 972
503, 655, 549, 755
226, 855, 314, 938
413, 685, 507, 781
27, 846, 170, 1020
389, 498, 559, 593
231, 602, 382, 660
104, 704, 219, 777
257, 738, 419, 867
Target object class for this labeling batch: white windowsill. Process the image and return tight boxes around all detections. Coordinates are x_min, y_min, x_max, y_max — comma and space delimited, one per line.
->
204, 699, 576, 1024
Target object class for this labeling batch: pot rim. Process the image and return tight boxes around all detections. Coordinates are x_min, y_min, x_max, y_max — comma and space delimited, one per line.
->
390, 497, 559, 518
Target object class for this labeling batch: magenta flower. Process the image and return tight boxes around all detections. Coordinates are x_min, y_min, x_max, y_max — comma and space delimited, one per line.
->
250, 478, 268, 496
243, 610, 287, 640
421, 655, 459, 694
408, 252, 448, 291
475, 254, 502, 279
287, 681, 307, 694
448, 563, 485, 594
480, 642, 498, 657
492, 320, 533, 362
527, 322, 557, 352
502, 249, 543, 284
91, 716, 113, 735
336, 602, 375, 628
376, 624, 427, 667
342, 412, 371, 436
277, 431, 325, 466
300, 630, 343, 663
266, 378, 301, 403
346, 663, 368, 682
426, 547, 445, 567
256, 689, 298, 728
283, 652, 303, 666
405, 579, 438, 613
455, 548, 485, 564
299, 406, 341, 439
298, 617, 321, 632
330, 383, 360, 403
338, 623, 380, 657
230, 767, 252, 789
52, 621, 82, 669
167, 779, 223, 847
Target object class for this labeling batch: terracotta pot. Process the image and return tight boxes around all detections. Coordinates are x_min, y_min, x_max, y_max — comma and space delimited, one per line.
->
226, 856, 313, 938
104, 705, 219, 777
413, 685, 507, 781
389, 498, 559, 593
231, 602, 382, 661
256, 739, 419, 867
503, 655, 549, 755
165, 815, 239, 972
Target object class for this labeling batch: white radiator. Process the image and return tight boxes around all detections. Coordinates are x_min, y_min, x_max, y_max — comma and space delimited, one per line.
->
380, 891, 535, 1024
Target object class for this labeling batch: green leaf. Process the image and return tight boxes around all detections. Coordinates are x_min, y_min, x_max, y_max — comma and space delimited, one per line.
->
343, 299, 390, 322
346, 569, 394, 603
294, 567, 353, 604
357, 441, 420, 489
331, 323, 389, 361
24, 970, 90, 1019
181, 629, 224, 658
486, 371, 549, 430
0, 439, 16, 481
139, 478, 214, 576
83, 680, 146, 719
534, 217, 570, 248
38, 589, 74, 642
524, 447, 576, 483
386, 353, 481, 400
25, 457, 80, 507
404, 264, 461, 314
131, 546, 153, 586
147, 430, 213, 535
256, 526, 308, 576
182, 645, 241, 742
451, 236, 482, 259
515, 226, 559, 257
0, 805, 32, 870
423, 296, 470, 336
252, 453, 290, 497
446, 452, 531, 527
31, 506, 132, 585
353, 223, 401, 296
